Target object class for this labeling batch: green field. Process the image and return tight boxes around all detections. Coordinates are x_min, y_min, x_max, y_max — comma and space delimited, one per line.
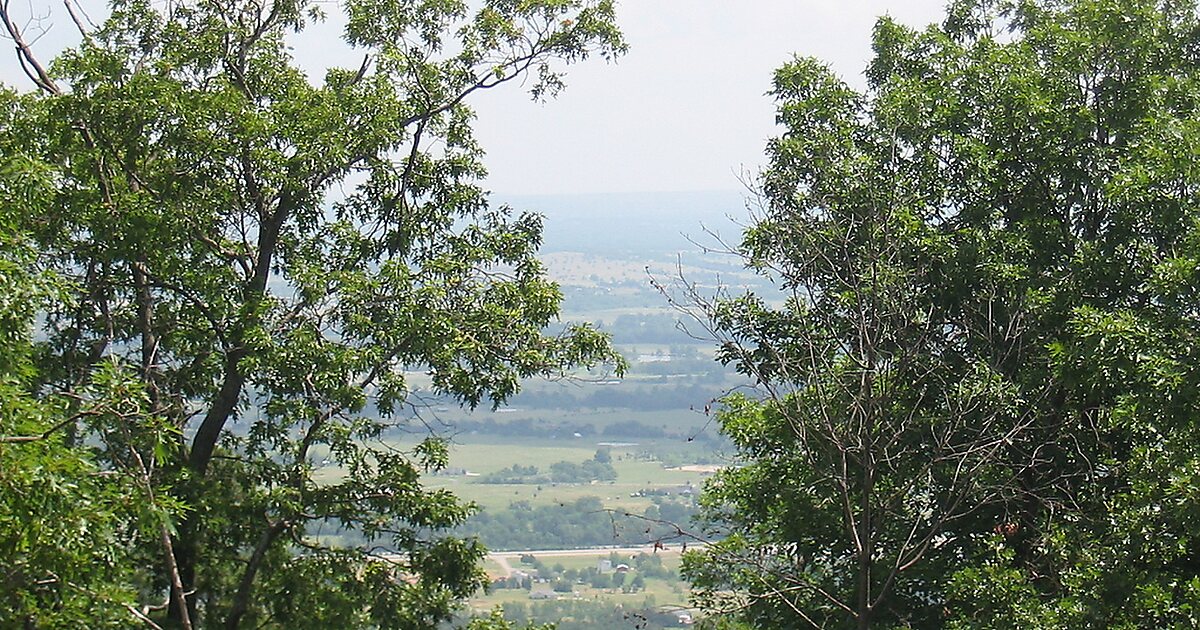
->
419, 435, 707, 624
418, 438, 710, 512
305, 322, 731, 626
310, 431, 723, 540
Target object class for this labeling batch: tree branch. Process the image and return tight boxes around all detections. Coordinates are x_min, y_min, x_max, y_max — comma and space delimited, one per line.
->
225, 518, 290, 629
0, 0, 60, 94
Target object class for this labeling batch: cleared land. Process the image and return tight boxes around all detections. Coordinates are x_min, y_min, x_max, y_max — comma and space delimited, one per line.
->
468, 548, 691, 616
419, 439, 713, 513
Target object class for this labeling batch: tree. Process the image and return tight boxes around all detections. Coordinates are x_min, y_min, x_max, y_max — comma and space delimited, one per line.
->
628, 574, 645, 593
464, 607, 554, 630
0, 0, 624, 627
684, 0, 1200, 627
0, 96, 142, 627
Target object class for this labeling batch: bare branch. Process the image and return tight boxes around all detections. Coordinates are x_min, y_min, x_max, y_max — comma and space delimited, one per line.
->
62, 0, 92, 40
0, 0, 60, 94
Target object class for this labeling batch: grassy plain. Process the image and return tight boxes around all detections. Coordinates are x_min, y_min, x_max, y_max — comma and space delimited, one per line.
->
415, 438, 709, 513
539, 251, 760, 290
420, 434, 706, 622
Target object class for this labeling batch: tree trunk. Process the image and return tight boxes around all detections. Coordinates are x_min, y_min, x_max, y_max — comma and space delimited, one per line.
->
162, 524, 195, 630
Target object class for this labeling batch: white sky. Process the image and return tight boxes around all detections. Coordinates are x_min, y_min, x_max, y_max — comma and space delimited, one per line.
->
1, 1, 948, 195
472, 2, 947, 195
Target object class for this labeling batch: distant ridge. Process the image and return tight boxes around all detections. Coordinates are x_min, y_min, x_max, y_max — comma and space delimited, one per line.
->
491, 190, 750, 255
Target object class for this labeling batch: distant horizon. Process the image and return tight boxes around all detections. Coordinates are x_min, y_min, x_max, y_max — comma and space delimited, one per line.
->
489, 188, 748, 202
490, 188, 748, 200
487, 189, 754, 256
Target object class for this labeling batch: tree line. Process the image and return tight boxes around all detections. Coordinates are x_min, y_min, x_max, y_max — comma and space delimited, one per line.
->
456, 496, 695, 551
478, 456, 618, 485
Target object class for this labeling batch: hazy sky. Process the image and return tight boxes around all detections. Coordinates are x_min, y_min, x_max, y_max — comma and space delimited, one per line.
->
473, 2, 947, 195
1, 1, 948, 195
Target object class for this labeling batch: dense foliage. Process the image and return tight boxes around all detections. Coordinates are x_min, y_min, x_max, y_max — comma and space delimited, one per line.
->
1, 108, 150, 626
0, 0, 623, 627
686, 0, 1200, 628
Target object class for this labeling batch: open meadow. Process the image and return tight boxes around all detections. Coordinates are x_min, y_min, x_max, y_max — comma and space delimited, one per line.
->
421, 439, 709, 513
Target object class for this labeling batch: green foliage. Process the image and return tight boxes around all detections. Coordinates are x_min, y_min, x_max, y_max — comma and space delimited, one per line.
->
0, 99, 128, 628
473, 599, 682, 630
686, 0, 1200, 628
464, 607, 555, 630
0, 374, 151, 628
548, 458, 618, 482
0, 0, 623, 626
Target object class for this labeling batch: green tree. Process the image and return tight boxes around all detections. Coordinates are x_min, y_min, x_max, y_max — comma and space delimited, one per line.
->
0, 0, 624, 627
1, 91, 198, 627
629, 574, 645, 592
465, 607, 553, 630
684, 0, 1200, 628
1, 97, 131, 627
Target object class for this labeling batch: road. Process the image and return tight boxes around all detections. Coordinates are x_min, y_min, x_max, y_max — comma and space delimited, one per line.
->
376, 544, 700, 577
491, 553, 515, 577
485, 543, 696, 577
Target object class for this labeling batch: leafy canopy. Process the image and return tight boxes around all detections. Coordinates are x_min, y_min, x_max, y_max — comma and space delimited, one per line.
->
685, 0, 1200, 628
0, 0, 624, 627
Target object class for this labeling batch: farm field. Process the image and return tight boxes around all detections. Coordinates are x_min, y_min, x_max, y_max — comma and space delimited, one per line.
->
304, 251, 747, 626
539, 251, 760, 289
369, 431, 717, 628
417, 438, 713, 514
